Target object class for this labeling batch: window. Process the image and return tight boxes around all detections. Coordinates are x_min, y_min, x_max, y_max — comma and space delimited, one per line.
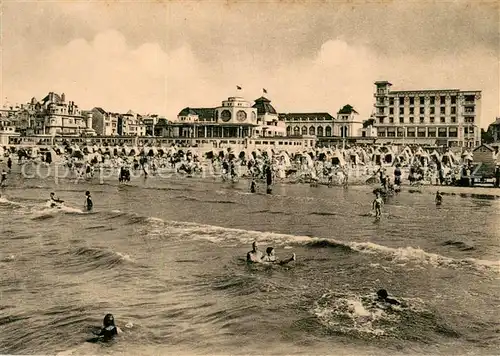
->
389, 108, 394, 114
430, 97, 435, 105
451, 116, 456, 123
409, 97, 414, 105
451, 107, 456, 114
387, 129, 395, 137
430, 107, 435, 114
399, 108, 404, 115
325, 126, 332, 136
293, 126, 300, 135
440, 117, 445, 123
440, 96, 446, 105
389, 98, 394, 105
440, 107, 445, 114
389, 117, 394, 123
428, 128, 436, 137
399, 117, 404, 124
451, 96, 456, 104
397, 127, 405, 137
465, 107, 474, 113
379, 118, 384, 124
399, 97, 404, 105
438, 128, 447, 137
409, 108, 414, 115
409, 117, 414, 123
377, 128, 386, 137
309, 126, 316, 135
407, 128, 416, 137
449, 128, 457, 137
419, 117, 425, 123
417, 128, 426, 137
430, 117, 435, 124
419, 107, 424, 115
317, 126, 324, 137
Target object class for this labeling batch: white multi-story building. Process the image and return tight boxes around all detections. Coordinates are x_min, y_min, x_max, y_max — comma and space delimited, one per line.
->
37, 92, 94, 136
373, 81, 481, 147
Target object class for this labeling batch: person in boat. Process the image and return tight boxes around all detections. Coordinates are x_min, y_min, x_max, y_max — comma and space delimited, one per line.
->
372, 192, 383, 219
84, 191, 93, 212
49, 192, 64, 207
375, 289, 400, 305
262, 247, 296, 265
93, 314, 122, 342
246, 241, 264, 263
435, 190, 443, 205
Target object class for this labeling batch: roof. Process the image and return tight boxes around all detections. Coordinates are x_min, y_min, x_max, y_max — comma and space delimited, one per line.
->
337, 105, 359, 115
473, 143, 495, 152
93, 107, 107, 114
279, 112, 334, 120
489, 117, 500, 126
374, 81, 392, 85
252, 96, 277, 115
177, 107, 215, 120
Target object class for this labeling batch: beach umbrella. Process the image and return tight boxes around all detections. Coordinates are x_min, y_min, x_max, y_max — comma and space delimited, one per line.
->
71, 150, 84, 160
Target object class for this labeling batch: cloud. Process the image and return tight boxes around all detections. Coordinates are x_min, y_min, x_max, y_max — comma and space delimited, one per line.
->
1, 28, 498, 128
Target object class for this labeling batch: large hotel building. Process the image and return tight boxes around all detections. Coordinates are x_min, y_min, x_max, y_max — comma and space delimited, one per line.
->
373, 81, 481, 148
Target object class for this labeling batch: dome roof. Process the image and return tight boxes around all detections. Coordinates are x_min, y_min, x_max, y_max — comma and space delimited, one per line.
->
252, 96, 277, 115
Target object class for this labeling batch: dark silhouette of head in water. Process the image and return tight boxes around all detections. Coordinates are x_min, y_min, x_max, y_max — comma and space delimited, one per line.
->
103, 313, 115, 328
376, 289, 400, 305
377, 289, 389, 299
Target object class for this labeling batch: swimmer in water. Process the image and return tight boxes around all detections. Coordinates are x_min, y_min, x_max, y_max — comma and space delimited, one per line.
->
93, 314, 122, 342
246, 241, 264, 263
372, 192, 383, 219
1, 170, 7, 187
261, 247, 296, 265
49, 192, 64, 207
84, 191, 93, 211
250, 179, 256, 193
375, 289, 401, 305
435, 190, 443, 206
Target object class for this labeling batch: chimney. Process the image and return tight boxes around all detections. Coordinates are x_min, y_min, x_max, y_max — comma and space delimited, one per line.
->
61, 93, 66, 102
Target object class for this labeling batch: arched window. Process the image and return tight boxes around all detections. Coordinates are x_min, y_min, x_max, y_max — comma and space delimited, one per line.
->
301, 126, 307, 135
286, 126, 292, 135
309, 126, 316, 136
317, 126, 324, 137
325, 126, 332, 137
293, 126, 300, 135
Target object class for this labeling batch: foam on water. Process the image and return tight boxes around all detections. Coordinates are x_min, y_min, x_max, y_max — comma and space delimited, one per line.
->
127, 213, 500, 274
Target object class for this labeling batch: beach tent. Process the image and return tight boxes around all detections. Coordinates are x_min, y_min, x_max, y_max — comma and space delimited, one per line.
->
331, 149, 346, 166
441, 151, 458, 166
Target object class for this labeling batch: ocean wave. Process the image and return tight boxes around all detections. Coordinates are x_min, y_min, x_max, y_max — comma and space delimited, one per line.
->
53, 246, 136, 273
124, 214, 500, 274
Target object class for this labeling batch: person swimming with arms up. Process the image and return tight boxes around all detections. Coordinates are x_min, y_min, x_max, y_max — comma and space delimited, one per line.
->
262, 247, 296, 265
91, 314, 122, 342
84, 191, 93, 212
372, 192, 383, 219
49, 192, 64, 207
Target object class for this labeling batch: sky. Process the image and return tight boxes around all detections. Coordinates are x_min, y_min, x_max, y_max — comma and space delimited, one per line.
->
0, 0, 498, 127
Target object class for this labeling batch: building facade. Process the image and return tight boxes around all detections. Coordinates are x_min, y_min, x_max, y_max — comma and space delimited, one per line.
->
280, 112, 335, 138
487, 117, 500, 143
373, 81, 481, 147
37, 92, 94, 136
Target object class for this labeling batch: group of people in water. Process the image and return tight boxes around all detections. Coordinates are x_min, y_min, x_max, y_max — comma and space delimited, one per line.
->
49, 190, 93, 211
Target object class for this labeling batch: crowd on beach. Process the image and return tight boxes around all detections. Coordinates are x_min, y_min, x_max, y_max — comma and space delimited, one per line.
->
1, 142, 495, 189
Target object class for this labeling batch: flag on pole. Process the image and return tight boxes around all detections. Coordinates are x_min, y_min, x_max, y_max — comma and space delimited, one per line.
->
263, 88, 267, 94
237, 85, 242, 90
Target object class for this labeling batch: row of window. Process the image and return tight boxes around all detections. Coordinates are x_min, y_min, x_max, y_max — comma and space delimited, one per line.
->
376, 95, 475, 106
283, 117, 332, 121
383, 107, 460, 115
376, 127, 473, 138
286, 126, 333, 136
379, 116, 477, 124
